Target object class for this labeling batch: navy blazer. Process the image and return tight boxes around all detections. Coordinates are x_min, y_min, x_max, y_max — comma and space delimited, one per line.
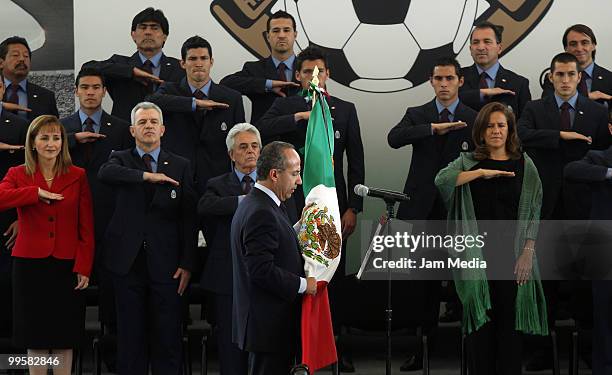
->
147, 79, 245, 194
542, 63, 612, 107
0, 110, 28, 258
459, 64, 531, 118
61, 111, 133, 242
256, 94, 365, 214
83, 52, 185, 121
220, 57, 301, 123
98, 148, 198, 281
564, 147, 612, 220
388, 99, 477, 220
518, 95, 611, 219
197, 171, 243, 295
231, 187, 304, 352
2, 81, 58, 121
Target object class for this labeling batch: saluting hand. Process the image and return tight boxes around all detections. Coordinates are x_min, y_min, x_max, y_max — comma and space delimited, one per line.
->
1, 102, 31, 113
38, 188, 64, 204
143, 172, 180, 186
0, 142, 25, 151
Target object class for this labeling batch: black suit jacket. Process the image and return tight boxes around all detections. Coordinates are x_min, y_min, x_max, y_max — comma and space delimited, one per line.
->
61, 111, 133, 242
460, 64, 531, 118
98, 148, 197, 281
256, 95, 365, 214
197, 171, 243, 295
518, 95, 611, 219
2, 81, 59, 121
542, 63, 612, 107
388, 99, 477, 220
220, 57, 301, 123
231, 187, 304, 352
84, 52, 185, 121
147, 79, 245, 194
0, 110, 28, 258
564, 147, 612, 220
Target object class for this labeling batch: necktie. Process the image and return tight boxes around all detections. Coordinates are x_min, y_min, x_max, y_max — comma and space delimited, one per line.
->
277, 62, 288, 82
142, 60, 154, 74
560, 102, 572, 131
439, 108, 451, 123
479, 72, 489, 90
6, 84, 19, 112
193, 89, 205, 100
83, 117, 95, 132
142, 153, 154, 172
578, 71, 589, 96
241, 175, 253, 194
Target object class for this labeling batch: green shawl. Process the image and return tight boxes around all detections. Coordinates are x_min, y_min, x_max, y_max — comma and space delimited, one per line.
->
434, 152, 548, 335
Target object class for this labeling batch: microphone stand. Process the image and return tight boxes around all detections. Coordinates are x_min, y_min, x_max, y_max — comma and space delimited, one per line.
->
383, 198, 396, 375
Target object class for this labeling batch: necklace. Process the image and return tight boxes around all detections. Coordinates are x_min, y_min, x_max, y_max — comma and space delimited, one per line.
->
44, 177, 54, 181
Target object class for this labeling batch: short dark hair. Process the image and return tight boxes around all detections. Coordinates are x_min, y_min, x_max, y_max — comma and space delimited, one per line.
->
131, 7, 169, 35
181, 36, 212, 60
0, 36, 31, 60
75, 67, 105, 87
256, 141, 295, 182
550, 52, 579, 73
296, 46, 328, 72
562, 24, 597, 59
430, 57, 462, 78
472, 102, 521, 161
266, 10, 296, 32
471, 21, 504, 43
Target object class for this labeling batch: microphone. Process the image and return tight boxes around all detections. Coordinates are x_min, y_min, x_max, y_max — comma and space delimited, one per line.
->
354, 184, 409, 202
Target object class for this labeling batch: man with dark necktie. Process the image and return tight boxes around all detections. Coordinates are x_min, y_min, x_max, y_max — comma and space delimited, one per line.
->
60, 67, 132, 370
98, 102, 197, 375
459, 21, 531, 118
518, 52, 611, 371
542, 24, 612, 107
198, 123, 261, 375
148, 36, 245, 195
83, 8, 184, 122
220, 10, 301, 123
388, 57, 477, 371
0, 36, 58, 121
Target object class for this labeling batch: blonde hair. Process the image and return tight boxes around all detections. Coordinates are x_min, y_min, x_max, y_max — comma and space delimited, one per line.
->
24, 115, 72, 176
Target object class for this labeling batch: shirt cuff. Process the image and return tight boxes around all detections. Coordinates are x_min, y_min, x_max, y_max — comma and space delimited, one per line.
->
298, 277, 306, 294
265, 79, 273, 92
191, 98, 197, 112
606, 168, 612, 180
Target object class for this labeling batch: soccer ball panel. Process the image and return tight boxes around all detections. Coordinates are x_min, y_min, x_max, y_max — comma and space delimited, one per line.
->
454, 0, 479, 53
404, 0, 467, 49
352, 0, 410, 25
343, 24, 419, 79
295, 0, 361, 49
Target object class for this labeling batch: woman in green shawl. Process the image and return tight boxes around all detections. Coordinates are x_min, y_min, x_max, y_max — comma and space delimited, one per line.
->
435, 102, 547, 375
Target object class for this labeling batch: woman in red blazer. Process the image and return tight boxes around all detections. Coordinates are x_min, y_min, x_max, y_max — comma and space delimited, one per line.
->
0, 115, 94, 375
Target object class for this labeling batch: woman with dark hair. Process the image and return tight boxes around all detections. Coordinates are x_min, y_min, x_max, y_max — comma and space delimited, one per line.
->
435, 102, 547, 375
0, 115, 94, 375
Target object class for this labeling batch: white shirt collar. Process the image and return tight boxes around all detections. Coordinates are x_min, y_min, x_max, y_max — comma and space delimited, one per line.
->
254, 182, 281, 206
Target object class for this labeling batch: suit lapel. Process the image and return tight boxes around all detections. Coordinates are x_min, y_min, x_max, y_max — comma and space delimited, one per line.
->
543, 96, 562, 130
26, 82, 40, 118
227, 172, 244, 196
495, 65, 510, 89
159, 54, 176, 80
573, 96, 589, 133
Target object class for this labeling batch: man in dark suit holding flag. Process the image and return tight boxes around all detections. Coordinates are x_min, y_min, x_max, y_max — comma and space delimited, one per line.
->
231, 141, 316, 375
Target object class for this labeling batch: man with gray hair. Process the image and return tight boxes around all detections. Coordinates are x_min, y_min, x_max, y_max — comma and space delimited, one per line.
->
197, 122, 261, 374
98, 101, 198, 375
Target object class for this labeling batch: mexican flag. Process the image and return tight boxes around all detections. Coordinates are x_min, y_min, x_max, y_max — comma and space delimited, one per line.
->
298, 86, 341, 372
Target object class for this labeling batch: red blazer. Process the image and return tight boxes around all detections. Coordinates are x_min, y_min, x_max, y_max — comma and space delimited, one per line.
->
0, 165, 94, 276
